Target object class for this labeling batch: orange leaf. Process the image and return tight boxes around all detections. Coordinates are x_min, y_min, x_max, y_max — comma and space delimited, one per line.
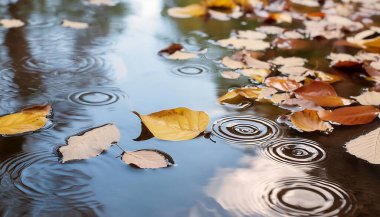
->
265, 77, 301, 91
294, 81, 353, 107
290, 110, 333, 132
318, 106, 380, 125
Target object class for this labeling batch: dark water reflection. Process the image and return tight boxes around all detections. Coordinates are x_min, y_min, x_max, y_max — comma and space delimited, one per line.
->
0, 0, 379, 216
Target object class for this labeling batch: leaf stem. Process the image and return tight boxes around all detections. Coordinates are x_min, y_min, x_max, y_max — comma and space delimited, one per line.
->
115, 143, 128, 153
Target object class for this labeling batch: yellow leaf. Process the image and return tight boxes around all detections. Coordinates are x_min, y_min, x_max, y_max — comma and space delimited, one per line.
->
218, 87, 261, 103
204, 0, 236, 9
0, 104, 52, 135
167, 4, 207, 18
363, 36, 380, 49
137, 107, 210, 141
290, 110, 333, 132
315, 71, 342, 83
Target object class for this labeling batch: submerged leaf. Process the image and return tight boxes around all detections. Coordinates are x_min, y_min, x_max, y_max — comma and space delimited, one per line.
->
0, 104, 51, 136
136, 108, 210, 141
58, 124, 120, 163
345, 127, 380, 164
122, 149, 174, 169
318, 106, 380, 125
290, 110, 333, 132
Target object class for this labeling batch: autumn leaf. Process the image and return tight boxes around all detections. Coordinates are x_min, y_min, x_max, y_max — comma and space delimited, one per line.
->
0, 104, 52, 136
265, 77, 301, 91
220, 71, 240, 79
282, 98, 323, 111
318, 106, 380, 125
58, 124, 120, 163
86, 0, 116, 6
217, 37, 270, 51
204, 0, 236, 9
122, 149, 174, 169
290, 110, 333, 132
158, 43, 183, 55
219, 87, 261, 103
294, 81, 353, 107
352, 91, 380, 106
0, 19, 24, 28
135, 108, 210, 141
167, 4, 207, 18
345, 127, 380, 164
62, 20, 89, 29
315, 71, 342, 83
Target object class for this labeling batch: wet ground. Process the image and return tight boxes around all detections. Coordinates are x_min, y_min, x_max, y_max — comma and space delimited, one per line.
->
0, 0, 380, 216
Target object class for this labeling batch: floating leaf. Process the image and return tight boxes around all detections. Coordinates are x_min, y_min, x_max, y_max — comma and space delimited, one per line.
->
282, 98, 323, 111
352, 91, 380, 106
136, 108, 210, 141
221, 56, 245, 69
158, 43, 183, 55
315, 71, 342, 83
347, 27, 380, 51
0, 104, 51, 136
62, 19, 89, 29
290, 110, 333, 132
326, 53, 360, 68
205, 0, 236, 9
0, 19, 24, 28
318, 106, 380, 125
86, 0, 116, 6
219, 87, 261, 103
294, 81, 353, 107
220, 71, 240, 79
158, 43, 203, 60
241, 68, 270, 82
345, 127, 380, 164
122, 149, 174, 169
167, 4, 207, 18
265, 77, 301, 91
58, 124, 120, 163
217, 37, 270, 51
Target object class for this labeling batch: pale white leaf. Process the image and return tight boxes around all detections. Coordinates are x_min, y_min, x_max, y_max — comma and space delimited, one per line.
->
352, 91, 380, 106
345, 127, 380, 164
62, 19, 89, 29
122, 149, 174, 169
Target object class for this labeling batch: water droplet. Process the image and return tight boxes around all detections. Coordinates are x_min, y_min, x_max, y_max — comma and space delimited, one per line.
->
263, 178, 357, 216
212, 115, 283, 144
262, 138, 326, 165
69, 90, 119, 106
172, 65, 209, 76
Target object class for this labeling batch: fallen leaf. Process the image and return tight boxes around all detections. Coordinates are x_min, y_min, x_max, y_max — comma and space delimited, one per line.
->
291, 0, 319, 7
282, 98, 323, 111
352, 91, 380, 106
345, 127, 380, 164
136, 108, 210, 141
294, 81, 353, 107
0, 19, 25, 28
290, 110, 333, 132
236, 30, 267, 40
86, 0, 116, 6
241, 68, 270, 82
58, 124, 120, 163
219, 87, 261, 103
217, 37, 270, 51
167, 4, 207, 18
165, 51, 199, 60
271, 56, 307, 67
62, 19, 89, 29
318, 106, 380, 125
315, 71, 342, 83
158, 43, 183, 55
326, 53, 360, 68
256, 25, 284, 35
347, 27, 380, 50
270, 93, 291, 104
205, 0, 236, 9
265, 77, 301, 91
0, 104, 51, 136
267, 12, 292, 23
122, 149, 174, 169
221, 56, 245, 69
220, 71, 240, 79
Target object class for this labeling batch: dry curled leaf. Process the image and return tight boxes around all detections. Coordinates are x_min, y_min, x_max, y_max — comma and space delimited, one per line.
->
0, 104, 51, 136
122, 149, 174, 169
352, 91, 380, 106
282, 98, 323, 111
219, 87, 261, 103
62, 19, 89, 29
345, 126, 380, 164
58, 124, 120, 163
318, 106, 380, 125
136, 108, 210, 141
0, 19, 24, 28
290, 110, 333, 132
294, 81, 353, 107
158, 43, 183, 55
265, 77, 301, 91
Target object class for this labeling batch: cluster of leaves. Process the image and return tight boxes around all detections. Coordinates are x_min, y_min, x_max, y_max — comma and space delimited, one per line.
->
0, 106, 210, 169
164, 0, 380, 164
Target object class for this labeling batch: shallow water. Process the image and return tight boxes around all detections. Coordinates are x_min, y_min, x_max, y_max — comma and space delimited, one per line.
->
0, 0, 380, 216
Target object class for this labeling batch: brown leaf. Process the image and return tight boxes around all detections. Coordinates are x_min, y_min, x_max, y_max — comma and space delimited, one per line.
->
122, 149, 174, 169
318, 106, 380, 125
158, 43, 183, 55
265, 77, 301, 91
218, 87, 261, 103
290, 110, 333, 132
294, 81, 353, 107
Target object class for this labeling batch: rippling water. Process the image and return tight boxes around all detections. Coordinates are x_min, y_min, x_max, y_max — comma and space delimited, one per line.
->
0, 0, 379, 216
